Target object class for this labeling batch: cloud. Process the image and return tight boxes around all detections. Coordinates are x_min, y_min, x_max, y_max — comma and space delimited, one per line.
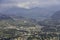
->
0, 0, 60, 9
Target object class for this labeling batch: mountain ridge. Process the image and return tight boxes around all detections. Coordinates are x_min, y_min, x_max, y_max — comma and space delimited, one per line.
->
1, 7, 54, 20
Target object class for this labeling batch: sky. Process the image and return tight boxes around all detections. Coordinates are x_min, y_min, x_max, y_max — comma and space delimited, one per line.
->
0, 0, 60, 9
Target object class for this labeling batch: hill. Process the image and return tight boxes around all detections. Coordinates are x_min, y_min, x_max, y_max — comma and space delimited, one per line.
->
38, 11, 60, 32
0, 13, 12, 20
0, 13, 36, 29
51, 11, 60, 20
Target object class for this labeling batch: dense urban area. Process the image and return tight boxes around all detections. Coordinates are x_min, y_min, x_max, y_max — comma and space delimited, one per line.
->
0, 10, 60, 40
0, 0, 60, 40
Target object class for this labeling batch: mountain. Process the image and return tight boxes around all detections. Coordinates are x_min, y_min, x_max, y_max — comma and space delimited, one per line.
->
1, 5, 60, 20
1, 7, 55, 20
1, 5, 60, 21
51, 11, 60, 20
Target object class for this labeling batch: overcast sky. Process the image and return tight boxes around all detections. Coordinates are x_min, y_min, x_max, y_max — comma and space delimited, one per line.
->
0, 0, 60, 9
